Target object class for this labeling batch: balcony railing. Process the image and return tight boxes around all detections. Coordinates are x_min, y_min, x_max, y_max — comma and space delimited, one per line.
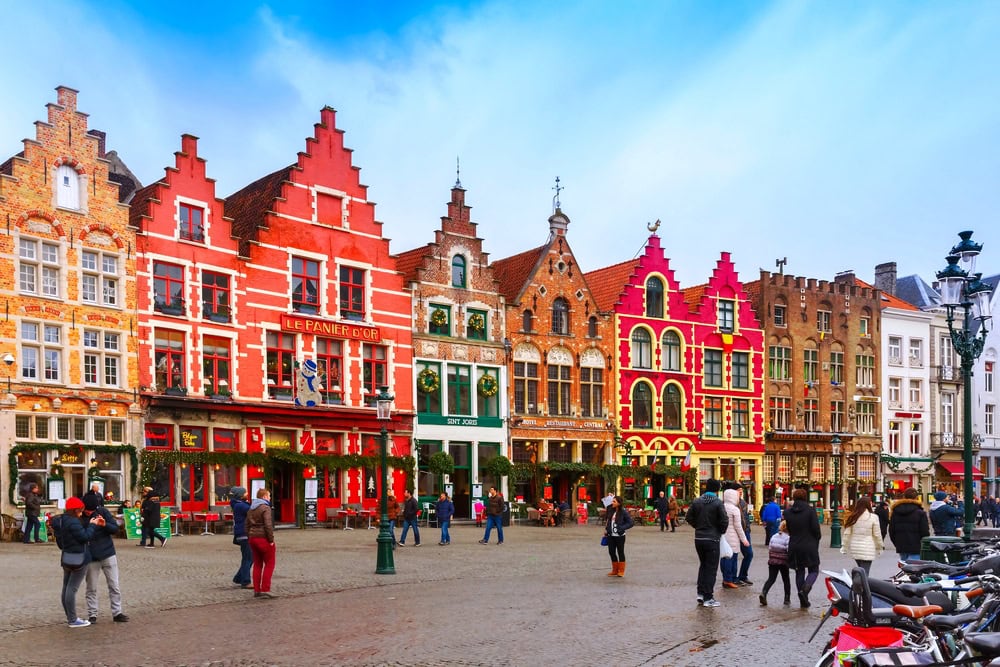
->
930, 431, 977, 451
937, 366, 961, 382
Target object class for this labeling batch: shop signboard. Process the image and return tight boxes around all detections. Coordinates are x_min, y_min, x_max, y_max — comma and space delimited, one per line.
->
122, 507, 171, 541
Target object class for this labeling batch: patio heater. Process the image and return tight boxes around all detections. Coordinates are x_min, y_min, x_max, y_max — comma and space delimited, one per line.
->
375, 386, 396, 574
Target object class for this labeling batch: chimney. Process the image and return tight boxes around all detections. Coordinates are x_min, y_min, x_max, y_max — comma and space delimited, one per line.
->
833, 270, 855, 285
874, 262, 897, 296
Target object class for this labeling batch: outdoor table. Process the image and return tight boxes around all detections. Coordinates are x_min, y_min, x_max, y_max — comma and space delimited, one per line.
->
337, 509, 355, 530
170, 511, 186, 537
193, 512, 220, 536
359, 509, 375, 529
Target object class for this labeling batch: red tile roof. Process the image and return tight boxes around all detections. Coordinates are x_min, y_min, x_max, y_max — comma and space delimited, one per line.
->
491, 244, 547, 302
393, 245, 432, 283
584, 259, 638, 312
854, 278, 919, 311
224, 166, 293, 258
128, 182, 161, 231
683, 283, 708, 313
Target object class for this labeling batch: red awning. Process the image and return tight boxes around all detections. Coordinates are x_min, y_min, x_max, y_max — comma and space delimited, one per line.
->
938, 461, 984, 480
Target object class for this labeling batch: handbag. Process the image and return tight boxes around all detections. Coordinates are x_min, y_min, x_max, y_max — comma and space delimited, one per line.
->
600, 535, 608, 546
719, 536, 734, 559
60, 549, 86, 570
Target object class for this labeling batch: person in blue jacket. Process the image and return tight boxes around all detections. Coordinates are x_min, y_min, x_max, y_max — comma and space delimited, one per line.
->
929, 491, 964, 536
58, 496, 103, 628
436, 492, 455, 545
230, 487, 252, 588
82, 493, 128, 623
760, 496, 783, 545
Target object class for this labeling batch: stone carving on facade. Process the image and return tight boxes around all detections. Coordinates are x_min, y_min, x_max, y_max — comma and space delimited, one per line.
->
421, 341, 439, 356
513, 343, 541, 362
580, 348, 605, 368
26, 220, 53, 235
547, 346, 573, 366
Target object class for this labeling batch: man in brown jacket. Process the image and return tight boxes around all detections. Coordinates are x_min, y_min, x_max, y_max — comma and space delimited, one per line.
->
246, 488, 276, 598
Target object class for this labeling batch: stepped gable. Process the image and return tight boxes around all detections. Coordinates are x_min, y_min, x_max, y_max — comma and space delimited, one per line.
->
224, 165, 293, 258
0, 151, 23, 176
127, 182, 162, 231
491, 244, 547, 303
685, 252, 761, 328
394, 244, 430, 283
584, 258, 638, 313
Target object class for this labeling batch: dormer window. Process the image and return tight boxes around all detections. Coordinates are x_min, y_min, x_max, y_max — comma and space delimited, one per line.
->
646, 277, 664, 318
451, 255, 466, 288
179, 203, 205, 242
551, 297, 569, 335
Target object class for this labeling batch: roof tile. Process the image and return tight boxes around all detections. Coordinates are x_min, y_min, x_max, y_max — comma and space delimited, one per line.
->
584, 259, 638, 312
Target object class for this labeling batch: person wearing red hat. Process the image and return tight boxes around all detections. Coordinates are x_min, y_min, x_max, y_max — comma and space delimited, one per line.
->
59, 496, 105, 628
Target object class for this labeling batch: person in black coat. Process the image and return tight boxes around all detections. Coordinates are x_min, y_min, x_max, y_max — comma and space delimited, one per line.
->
58, 496, 103, 627
604, 495, 635, 577
139, 487, 166, 548
784, 488, 821, 608
874, 499, 890, 539
654, 491, 669, 532
82, 493, 128, 623
887, 487, 929, 561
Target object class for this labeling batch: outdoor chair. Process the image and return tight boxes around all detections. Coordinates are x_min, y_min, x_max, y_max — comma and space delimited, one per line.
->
422, 502, 437, 527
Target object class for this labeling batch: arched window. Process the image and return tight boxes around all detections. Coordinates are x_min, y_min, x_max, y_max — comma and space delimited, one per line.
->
56, 165, 80, 209
662, 330, 681, 371
646, 277, 664, 318
663, 384, 681, 430
551, 297, 569, 335
522, 309, 534, 332
632, 383, 652, 429
631, 329, 651, 369
587, 316, 598, 338
451, 255, 466, 288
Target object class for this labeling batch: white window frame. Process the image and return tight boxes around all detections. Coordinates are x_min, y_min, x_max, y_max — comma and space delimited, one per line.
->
55, 164, 82, 210
21, 321, 63, 383
909, 339, 924, 367
908, 379, 922, 409
888, 336, 902, 364
888, 377, 901, 408
19, 238, 61, 298
987, 404, 995, 437
83, 328, 122, 388
81, 250, 120, 307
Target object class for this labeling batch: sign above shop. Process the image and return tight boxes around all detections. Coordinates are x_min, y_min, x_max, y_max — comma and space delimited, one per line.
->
515, 418, 606, 430
280, 314, 381, 342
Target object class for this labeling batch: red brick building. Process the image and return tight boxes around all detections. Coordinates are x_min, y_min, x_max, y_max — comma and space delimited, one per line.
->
131, 108, 413, 524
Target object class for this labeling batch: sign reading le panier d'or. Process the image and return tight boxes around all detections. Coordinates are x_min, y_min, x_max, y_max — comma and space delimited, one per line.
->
280, 314, 381, 341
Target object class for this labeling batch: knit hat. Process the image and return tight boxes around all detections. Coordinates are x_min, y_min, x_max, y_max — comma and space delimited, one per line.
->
705, 479, 721, 494
934, 491, 947, 501
65, 497, 85, 510
230, 486, 247, 499
83, 494, 102, 511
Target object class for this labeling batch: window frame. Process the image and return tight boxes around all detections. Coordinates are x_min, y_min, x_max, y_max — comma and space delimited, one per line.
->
704, 397, 723, 437
551, 297, 570, 335
82, 329, 121, 388
81, 250, 119, 307
316, 338, 343, 405
19, 238, 61, 298
339, 266, 366, 321
179, 203, 205, 242
154, 329, 186, 391
202, 335, 231, 395
266, 332, 295, 399
580, 366, 603, 418
451, 255, 466, 288
362, 344, 388, 404
732, 351, 749, 389
546, 363, 572, 416
631, 328, 652, 369
514, 361, 539, 415
466, 308, 488, 341
21, 321, 63, 383
631, 382, 653, 429
201, 270, 231, 322
645, 277, 664, 318
717, 300, 735, 332
153, 262, 185, 314
662, 330, 681, 372
704, 349, 723, 387
291, 256, 321, 315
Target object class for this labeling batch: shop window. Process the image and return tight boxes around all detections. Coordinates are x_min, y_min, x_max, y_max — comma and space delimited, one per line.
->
339, 266, 366, 320
315, 432, 342, 454
154, 329, 186, 391
180, 463, 206, 504
179, 203, 205, 242
180, 426, 207, 450
144, 424, 173, 449
363, 344, 388, 404
202, 271, 231, 322
153, 262, 185, 315
292, 257, 320, 314
316, 466, 339, 499
316, 338, 343, 404
213, 429, 239, 451
214, 465, 239, 501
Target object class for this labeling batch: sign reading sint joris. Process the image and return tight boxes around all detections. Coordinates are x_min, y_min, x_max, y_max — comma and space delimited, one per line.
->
280, 314, 381, 341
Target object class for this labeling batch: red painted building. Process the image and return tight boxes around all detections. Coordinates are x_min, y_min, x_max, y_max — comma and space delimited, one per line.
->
131, 108, 413, 523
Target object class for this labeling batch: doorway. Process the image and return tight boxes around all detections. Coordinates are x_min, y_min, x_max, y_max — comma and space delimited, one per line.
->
271, 461, 297, 524
451, 442, 471, 518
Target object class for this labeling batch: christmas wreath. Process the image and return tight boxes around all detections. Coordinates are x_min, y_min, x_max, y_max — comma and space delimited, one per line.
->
417, 368, 440, 394
430, 309, 448, 327
477, 374, 499, 397
468, 313, 485, 332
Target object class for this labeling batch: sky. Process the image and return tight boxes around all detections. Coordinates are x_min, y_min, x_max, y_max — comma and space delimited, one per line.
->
2, 0, 999, 289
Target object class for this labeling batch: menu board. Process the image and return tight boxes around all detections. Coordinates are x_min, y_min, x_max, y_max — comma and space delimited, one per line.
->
122, 507, 171, 541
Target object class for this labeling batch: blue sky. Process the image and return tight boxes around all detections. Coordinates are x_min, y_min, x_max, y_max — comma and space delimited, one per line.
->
2, 1, 999, 288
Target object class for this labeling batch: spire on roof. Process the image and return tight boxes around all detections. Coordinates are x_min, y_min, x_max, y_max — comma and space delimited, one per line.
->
552, 176, 562, 213
455, 156, 462, 189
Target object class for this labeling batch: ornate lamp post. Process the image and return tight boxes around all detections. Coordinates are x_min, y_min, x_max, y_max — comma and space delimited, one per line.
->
829, 435, 843, 549
375, 386, 396, 575
936, 231, 993, 539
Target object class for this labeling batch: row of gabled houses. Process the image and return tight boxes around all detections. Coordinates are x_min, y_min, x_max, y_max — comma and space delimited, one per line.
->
2, 87, 997, 523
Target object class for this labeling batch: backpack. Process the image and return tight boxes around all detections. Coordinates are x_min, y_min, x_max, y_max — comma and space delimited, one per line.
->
49, 514, 66, 549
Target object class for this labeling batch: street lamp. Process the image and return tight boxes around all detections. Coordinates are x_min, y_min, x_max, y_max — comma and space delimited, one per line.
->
936, 231, 993, 539
829, 435, 842, 549
375, 386, 396, 575
3, 352, 14, 393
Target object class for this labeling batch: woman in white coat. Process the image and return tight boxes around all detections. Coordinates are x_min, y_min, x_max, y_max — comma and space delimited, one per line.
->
841, 496, 884, 574
721, 487, 749, 588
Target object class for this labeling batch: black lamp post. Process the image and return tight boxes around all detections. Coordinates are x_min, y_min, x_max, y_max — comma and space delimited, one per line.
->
936, 231, 993, 539
829, 435, 842, 549
375, 386, 396, 575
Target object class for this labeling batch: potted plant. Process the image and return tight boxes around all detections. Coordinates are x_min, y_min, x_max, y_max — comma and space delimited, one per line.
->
427, 451, 455, 478
484, 455, 512, 485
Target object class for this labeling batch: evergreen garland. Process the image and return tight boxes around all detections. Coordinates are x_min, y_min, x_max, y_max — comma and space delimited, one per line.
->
8, 443, 139, 504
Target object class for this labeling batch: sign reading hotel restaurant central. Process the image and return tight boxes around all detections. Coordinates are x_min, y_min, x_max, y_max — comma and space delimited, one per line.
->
280, 314, 381, 341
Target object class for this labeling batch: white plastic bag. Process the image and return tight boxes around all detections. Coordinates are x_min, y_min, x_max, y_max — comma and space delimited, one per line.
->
720, 536, 734, 559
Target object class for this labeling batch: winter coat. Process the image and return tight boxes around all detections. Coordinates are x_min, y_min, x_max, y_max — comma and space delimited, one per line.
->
760, 501, 782, 526
59, 513, 98, 566
722, 489, 748, 552
667, 496, 679, 516
888, 499, 930, 554
842, 510, 884, 562
436, 498, 455, 523
81, 506, 118, 561
604, 506, 635, 537
230, 497, 250, 540
654, 496, 668, 516
929, 500, 964, 535
246, 498, 274, 542
23, 490, 41, 518
874, 502, 890, 539
767, 531, 790, 566
686, 492, 728, 541
140, 492, 162, 527
387, 498, 399, 521
403, 496, 419, 521
785, 499, 822, 570
487, 493, 505, 517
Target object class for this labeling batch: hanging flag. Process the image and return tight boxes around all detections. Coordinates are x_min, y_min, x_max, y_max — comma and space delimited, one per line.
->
680, 447, 692, 472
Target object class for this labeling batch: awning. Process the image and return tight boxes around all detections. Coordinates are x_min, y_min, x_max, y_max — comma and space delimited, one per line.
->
938, 461, 984, 480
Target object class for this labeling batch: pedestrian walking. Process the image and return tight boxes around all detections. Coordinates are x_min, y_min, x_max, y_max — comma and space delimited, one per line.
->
686, 479, 728, 608
479, 486, 505, 545
82, 494, 129, 623
758, 520, 791, 606
840, 497, 884, 575
398, 489, 421, 547
386, 493, 399, 548
721, 487, 749, 589
734, 486, 754, 586
655, 491, 669, 532
785, 488, 821, 609
138, 487, 166, 548
888, 487, 929, 562
21, 483, 42, 544
874, 497, 890, 539
436, 492, 454, 545
230, 486, 252, 588
929, 491, 963, 536
246, 487, 276, 598
667, 494, 680, 532
760, 495, 782, 545
604, 495, 635, 577
54, 496, 104, 628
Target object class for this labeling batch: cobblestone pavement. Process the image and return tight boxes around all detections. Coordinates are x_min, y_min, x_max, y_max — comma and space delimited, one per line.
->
0, 520, 899, 666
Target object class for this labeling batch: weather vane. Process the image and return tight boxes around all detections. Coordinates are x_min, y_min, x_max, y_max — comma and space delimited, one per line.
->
552, 176, 563, 211
455, 156, 462, 188
647, 219, 661, 233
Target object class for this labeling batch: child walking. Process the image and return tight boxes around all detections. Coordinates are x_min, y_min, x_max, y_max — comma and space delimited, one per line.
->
759, 520, 791, 606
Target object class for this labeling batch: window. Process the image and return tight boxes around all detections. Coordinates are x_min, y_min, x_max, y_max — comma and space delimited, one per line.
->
817, 310, 832, 333
778, 454, 792, 478
908, 379, 922, 408
416, 362, 442, 414
830, 351, 844, 384
316, 338, 343, 404
339, 266, 365, 320
888, 336, 902, 364
144, 424, 172, 449
856, 353, 875, 387
631, 383, 652, 429
153, 262, 185, 314
909, 339, 924, 367
888, 377, 901, 407
547, 363, 571, 416
830, 400, 845, 433
733, 399, 749, 438
908, 423, 922, 457
19, 239, 60, 298
513, 361, 539, 414
551, 297, 569, 335
705, 397, 723, 437
856, 401, 876, 435
21, 322, 62, 382
769, 345, 791, 381
179, 203, 205, 242
860, 316, 870, 337
477, 369, 500, 418
202, 335, 231, 395
663, 384, 682, 430
717, 300, 735, 332
82, 329, 120, 387
987, 361, 995, 393
55, 164, 80, 209
732, 351, 749, 389
362, 344, 387, 402
803, 399, 818, 431
429, 305, 451, 336
587, 316, 598, 338
631, 329, 652, 369
942, 393, 955, 434
81, 250, 119, 306
940, 336, 955, 368
662, 331, 681, 372
769, 397, 791, 430
202, 271, 231, 322
889, 421, 904, 455
451, 255, 466, 287
580, 367, 603, 418
774, 304, 786, 327
467, 309, 487, 340
987, 404, 995, 436
291, 257, 320, 314
704, 349, 723, 387
447, 364, 472, 415
804, 349, 818, 383
213, 429, 239, 451
522, 310, 534, 332
266, 332, 295, 399
645, 277, 664, 318
179, 425, 207, 450
154, 330, 185, 390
